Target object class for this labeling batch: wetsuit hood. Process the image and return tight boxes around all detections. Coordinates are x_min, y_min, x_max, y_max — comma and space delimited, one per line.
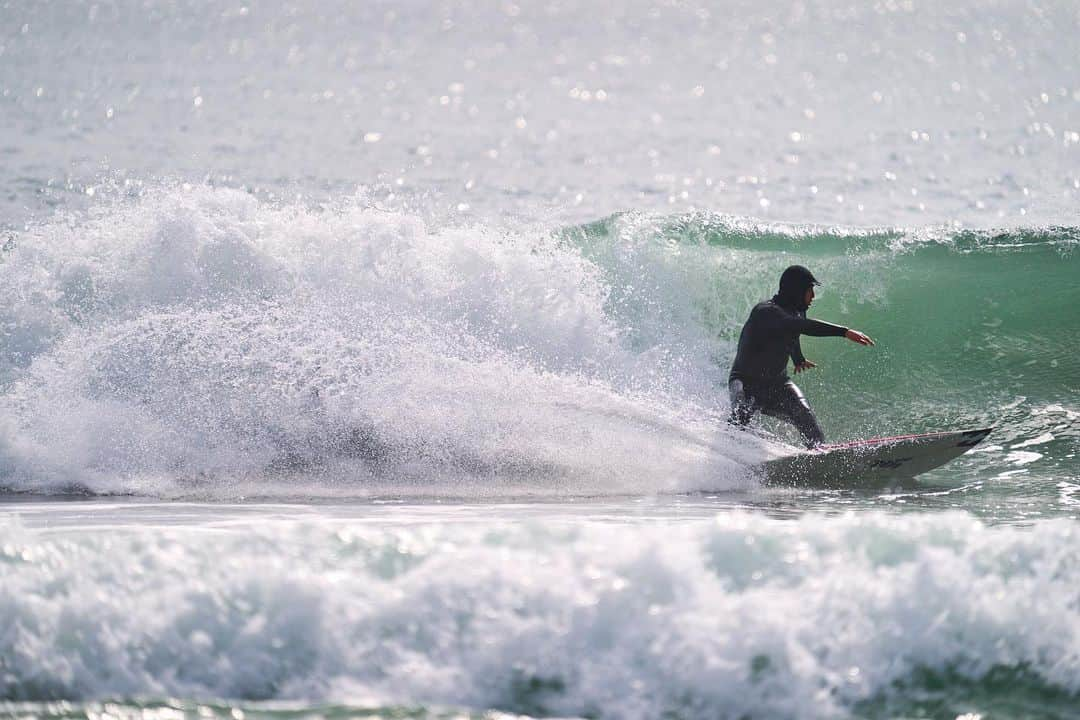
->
774, 265, 820, 311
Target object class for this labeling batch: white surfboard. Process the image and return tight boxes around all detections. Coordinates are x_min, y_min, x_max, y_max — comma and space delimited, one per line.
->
759, 427, 993, 488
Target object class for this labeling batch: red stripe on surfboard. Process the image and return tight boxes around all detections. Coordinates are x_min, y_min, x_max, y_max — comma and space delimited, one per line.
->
821, 429, 980, 450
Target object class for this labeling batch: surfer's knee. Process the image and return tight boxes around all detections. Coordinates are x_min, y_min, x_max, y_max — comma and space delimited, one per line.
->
728, 380, 757, 426
778, 383, 824, 447
782, 381, 810, 405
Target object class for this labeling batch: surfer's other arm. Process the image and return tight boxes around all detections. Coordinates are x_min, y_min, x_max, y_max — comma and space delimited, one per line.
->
790, 337, 817, 373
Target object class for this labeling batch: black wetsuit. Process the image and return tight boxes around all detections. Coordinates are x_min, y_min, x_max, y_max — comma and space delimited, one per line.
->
728, 296, 847, 447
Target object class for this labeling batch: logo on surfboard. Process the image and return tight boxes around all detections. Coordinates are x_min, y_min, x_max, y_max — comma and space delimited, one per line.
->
868, 457, 913, 470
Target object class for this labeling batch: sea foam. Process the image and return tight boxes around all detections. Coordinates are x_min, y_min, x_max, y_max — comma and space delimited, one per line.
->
0, 187, 760, 496
1, 511, 1077, 718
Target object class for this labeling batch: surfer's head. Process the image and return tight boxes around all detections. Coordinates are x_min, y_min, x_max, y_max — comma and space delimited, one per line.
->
777, 265, 820, 311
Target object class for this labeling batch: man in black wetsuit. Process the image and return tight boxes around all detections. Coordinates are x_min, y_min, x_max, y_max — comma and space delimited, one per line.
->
729, 265, 875, 447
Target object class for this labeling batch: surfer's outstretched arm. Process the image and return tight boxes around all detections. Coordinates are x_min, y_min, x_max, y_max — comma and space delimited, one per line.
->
779, 314, 847, 337
844, 329, 875, 346
781, 314, 875, 348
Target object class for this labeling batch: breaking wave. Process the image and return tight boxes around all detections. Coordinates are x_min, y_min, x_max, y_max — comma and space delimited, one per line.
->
0, 187, 1076, 496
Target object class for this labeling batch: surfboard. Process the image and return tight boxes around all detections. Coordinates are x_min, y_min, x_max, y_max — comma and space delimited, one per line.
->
758, 427, 993, 488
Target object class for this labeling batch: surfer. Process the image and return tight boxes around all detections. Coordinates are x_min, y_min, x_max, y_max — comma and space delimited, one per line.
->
728, 265, 875, 448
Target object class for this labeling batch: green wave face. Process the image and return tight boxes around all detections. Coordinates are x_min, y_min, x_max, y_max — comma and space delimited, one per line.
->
567, 213, 1080, 486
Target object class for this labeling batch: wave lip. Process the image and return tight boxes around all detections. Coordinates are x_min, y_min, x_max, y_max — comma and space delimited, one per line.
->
1, 511, 1078, 718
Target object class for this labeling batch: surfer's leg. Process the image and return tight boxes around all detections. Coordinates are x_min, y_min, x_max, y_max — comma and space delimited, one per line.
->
727, 379, 757, 427
762, 381, 825, 448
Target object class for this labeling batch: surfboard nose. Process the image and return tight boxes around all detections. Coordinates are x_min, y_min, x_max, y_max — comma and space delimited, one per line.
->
956, 428, 994, 448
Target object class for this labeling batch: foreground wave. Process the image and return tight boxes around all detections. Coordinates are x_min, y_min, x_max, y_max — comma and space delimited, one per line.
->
2, 511, 1078, 718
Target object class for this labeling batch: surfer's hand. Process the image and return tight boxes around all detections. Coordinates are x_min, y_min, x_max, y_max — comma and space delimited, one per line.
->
794, 360, 817, 373
845, 329, 875, 346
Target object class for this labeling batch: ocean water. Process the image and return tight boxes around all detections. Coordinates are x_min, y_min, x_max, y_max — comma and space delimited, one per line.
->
2, 1, 1079, 719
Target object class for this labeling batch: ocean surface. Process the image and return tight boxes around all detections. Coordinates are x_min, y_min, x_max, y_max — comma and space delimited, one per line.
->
2, 1, 1079, 718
